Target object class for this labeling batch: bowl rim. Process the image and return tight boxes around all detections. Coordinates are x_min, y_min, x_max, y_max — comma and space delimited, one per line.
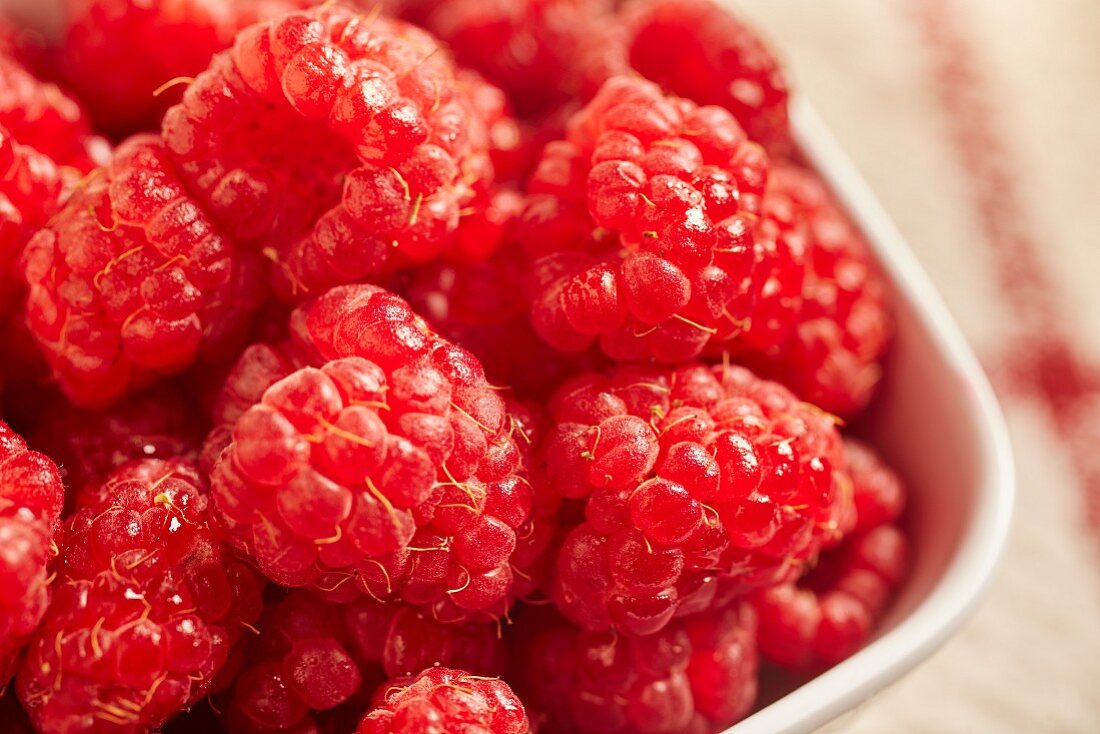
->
728, 100, 1015, 734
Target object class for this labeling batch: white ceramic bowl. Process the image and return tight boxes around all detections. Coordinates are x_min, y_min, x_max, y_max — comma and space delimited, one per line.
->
727, 102, 1015, 734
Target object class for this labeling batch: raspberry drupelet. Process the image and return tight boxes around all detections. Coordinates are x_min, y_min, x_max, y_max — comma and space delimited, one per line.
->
513, 602, 757, 734
357, 666, 528, 734
0, 421, 64, 687
21, 134, 265, 408
753, 438, 909, 669
225, 589, 504, 733
161, 4, 496, 298
624, 0, 792, 152
15, 458, 264, 733
208, 284, 548, 620
543, 361, 851, 636
520, 75, 770, 363
734, 165, 893, 418
0, 53, 107, 171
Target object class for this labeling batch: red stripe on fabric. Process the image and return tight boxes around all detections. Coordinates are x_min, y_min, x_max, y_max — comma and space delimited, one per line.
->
905, 0, 1100, 527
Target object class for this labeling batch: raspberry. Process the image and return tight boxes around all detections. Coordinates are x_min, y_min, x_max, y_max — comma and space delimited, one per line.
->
542, 362, 850, 635
0, 123, 70, 312
56, 0, 240, 135
624, 0, 791, 152
520, 76, 770, 363
357, 666, 528, 734
29, 383, 203, 503
0, 52, 106, 170
161, 5, 495, 297
397, 243, 607, 400
226, 590, 504, 734
734, 166, 893, 418
15, 458, 264, 733
413, 0, 628, 120
0, 420, 64, 687
753, 440, 908, 669
208, 284, 548, 620
0, 689, 35, 734
513, 602, 757, 733
21, 133, 265, 408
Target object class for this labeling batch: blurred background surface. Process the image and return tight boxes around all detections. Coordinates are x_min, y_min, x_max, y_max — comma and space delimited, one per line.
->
740, 0, 1100, 731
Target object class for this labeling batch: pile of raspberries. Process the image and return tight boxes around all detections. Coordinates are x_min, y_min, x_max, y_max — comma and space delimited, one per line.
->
0, 1, 909, 732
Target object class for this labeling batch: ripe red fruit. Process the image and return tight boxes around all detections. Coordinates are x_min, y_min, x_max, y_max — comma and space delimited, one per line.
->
624, 0, 791, 152
161, 5, 497, 298
357, 666, 528, 734
29, 384, 203, 503
411, 0, 627, 120
56, 0, 239, 135
396, 243, 607, 400
0, 421, 64, 687
753, 439, 909, 669
520, 75, 770, 363
0, 123, 70, 312
513, 602, 757, 733
0, 53, 107, 171
542, 362, 851, 635
208, 284, 549, 620
225, 590, 504, 734
732, 166, 893, 418
15, 458, 264, 733
21, 134, 265, 408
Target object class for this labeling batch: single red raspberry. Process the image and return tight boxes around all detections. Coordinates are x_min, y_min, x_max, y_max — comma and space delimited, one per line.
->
15, 458, 264, 733
29, 383, 203, 504
753, 439, 908, 669
0, 420, 64, 687
412, 0, 628, 120
55, 0, 240, 135
0, 52, 107, 170
397, 243, 607, 400
733, 166, 893, 418
542, 362, 850, 635
21, 133, 265, 408
357, 666, 528, 734
225, 590, 503, 734
208, 284, 548, 621
624, 0, 791, 152
0, 123, 70, 312
161, 5, 495, 297
513, 602, 757, 734
520, 75, 771, 363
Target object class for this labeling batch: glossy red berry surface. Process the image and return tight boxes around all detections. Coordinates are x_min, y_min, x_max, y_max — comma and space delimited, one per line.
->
162, 5, 495, 298
514, 602, 757, 734
624, 0, 791, 152
208, 284, 547, 620
732, 165, 893, 418
753, 439, 908, 669
0, 421, 64, 687
520, 75, 770, 363
226, 589, 504, 733
15, 458, 263, 733
21, 134, 265, 408
543, 362, 851, 635
357, 666, 528, 734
